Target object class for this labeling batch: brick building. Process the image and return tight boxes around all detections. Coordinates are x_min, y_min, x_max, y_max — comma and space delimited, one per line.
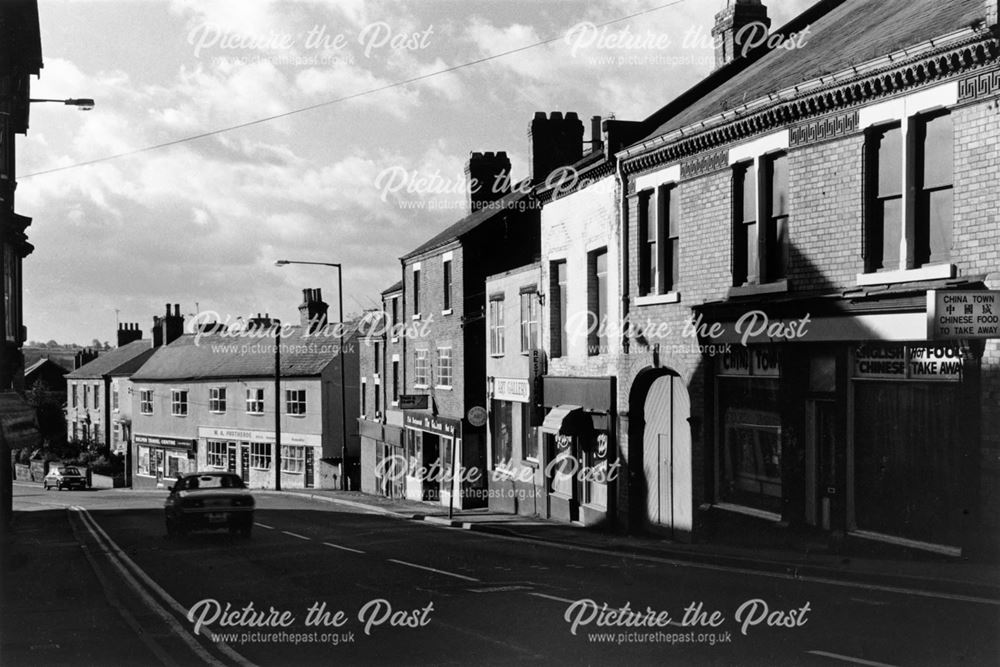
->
612, 0, 1000, 555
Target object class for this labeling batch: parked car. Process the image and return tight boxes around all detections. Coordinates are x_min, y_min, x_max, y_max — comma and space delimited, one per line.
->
164, 472, 254, 537
43, 466, 88, 491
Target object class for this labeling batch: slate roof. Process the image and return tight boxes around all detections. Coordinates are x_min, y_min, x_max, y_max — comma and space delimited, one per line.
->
130, 325, 353, 382
66, 340, 154, 380
639, 0, 987, 143
401, 188, 533, 261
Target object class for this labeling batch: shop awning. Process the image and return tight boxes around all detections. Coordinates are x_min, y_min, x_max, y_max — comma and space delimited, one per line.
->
0, 392, 41, 450
541, 405, 593, 436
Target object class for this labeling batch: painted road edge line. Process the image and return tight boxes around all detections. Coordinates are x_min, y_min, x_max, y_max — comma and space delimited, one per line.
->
386, 558, 481, 582
73, 506, 256, 667
806, 650, 898, 667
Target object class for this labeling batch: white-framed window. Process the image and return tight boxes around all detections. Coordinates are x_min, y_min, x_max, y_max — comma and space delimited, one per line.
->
442, 255, 453, 313
246, 387, 265, 414
139, 389, 153, 415
285, 389, 307, 416
206, 441, 227, 468
281, 445, 305, 473
520, 290, 540, 353
250, 442, 271, 470
414, 349, 429, 387
489, 296, 505, 356
171, 389, 188, 416
209, 387, 227, 413
436, 347, 452, 388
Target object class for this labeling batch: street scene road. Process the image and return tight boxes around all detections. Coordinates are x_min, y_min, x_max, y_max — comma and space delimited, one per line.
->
3, 484, 998, 666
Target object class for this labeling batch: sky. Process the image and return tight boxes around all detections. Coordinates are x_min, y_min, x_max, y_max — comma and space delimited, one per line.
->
18, 0, 813, 345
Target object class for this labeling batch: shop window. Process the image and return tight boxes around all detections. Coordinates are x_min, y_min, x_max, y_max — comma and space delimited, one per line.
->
137, 446, 150, 476
492, 400, 513, 466
285, 389, 307, 415
864, 111, 953, 273
171, 389, 188, 417
550, 260, 568, 357
520, 290, 539, 353
140, 389, 153, 415
281, 445, 305, 473
246, 388, 265, 415
414, 349, 429, 387
489, 297, 505, 356
206, 441, 227, 468
436, 347, 452, 388
250, 442, 271, 470
721, 410, 782, 512
209, 387, 227, 413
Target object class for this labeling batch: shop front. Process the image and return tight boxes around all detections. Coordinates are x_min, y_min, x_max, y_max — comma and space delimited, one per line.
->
197, 426, 320, 489
403, 412, 476, 508
697, 286, 991, 555
539, 376, 616, 527
134, 433, 197, 489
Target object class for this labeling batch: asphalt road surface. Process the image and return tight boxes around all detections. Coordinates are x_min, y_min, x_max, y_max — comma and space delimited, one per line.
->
3, 484, 998, 666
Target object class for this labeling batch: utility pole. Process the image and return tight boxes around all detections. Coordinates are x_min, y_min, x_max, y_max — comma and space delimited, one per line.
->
274, 320, 281, 491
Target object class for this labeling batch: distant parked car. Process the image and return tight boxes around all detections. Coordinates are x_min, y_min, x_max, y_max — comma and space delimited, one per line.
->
164, 472, 255, 537
43, 466, 88, 491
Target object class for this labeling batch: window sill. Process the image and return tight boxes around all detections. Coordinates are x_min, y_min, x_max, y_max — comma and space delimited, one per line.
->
635, 292, 681, 306
441, 309, 453, 316
727, 279, 789, 298
856, 263, 955, 286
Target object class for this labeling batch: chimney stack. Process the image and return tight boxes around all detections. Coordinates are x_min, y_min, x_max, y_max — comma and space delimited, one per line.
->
528, 111, 584, 183
116, 322, 142, 348
299, 288, 329, 333
466, 151, 511, 213
711, 0, 770, 69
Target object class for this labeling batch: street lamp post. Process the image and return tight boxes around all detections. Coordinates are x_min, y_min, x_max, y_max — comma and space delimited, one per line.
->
275, 260, 349, 490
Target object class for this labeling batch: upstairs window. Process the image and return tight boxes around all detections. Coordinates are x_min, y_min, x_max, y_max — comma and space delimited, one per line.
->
864, 111, 953, 273
285, 389, 306, 415
246, 388, 265, 415
139, 389, 153, 415
171, 389, 188, 416
489, 297, 505, 356
209, 387, 227, 413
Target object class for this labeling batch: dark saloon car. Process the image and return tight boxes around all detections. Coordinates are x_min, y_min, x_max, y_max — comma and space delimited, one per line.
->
43, 465, 87, 491
164, 472, 254, 537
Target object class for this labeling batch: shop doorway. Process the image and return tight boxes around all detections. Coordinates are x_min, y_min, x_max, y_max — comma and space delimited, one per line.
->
805, 399, 837, 529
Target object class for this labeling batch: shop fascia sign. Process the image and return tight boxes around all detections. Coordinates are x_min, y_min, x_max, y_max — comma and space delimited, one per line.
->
492, 377, 531, 402
404, 412, 459, 438
196, 426, 321, 447
854, 343, 963, 381
927, 290, 1000, 340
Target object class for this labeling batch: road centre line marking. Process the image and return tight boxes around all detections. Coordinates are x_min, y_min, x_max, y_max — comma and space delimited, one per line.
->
71, 506, 256, 667
282, 530, 310, 540
323, 542, 365, 554
806, 650, 898, 667
254, 522, 274, 529
387, 558, 480, 582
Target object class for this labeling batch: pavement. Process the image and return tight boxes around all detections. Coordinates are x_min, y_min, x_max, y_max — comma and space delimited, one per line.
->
264, 487, 1000, 601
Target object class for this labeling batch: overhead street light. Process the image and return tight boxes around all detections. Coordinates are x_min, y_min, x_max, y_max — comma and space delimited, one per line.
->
29, 98, 95, 110
275, 259, 349, 490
